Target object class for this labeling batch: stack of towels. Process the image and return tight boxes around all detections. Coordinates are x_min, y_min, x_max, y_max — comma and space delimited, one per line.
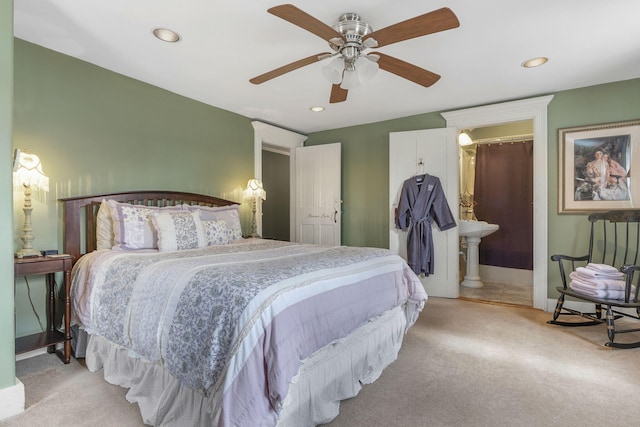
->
569, 263, 636, 301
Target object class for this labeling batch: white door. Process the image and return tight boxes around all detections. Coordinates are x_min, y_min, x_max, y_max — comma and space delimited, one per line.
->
389, 128, 459, 298
295, 143, 341, 245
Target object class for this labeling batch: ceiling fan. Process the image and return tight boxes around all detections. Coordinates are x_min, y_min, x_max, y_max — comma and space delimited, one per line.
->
249, 4, 460, 103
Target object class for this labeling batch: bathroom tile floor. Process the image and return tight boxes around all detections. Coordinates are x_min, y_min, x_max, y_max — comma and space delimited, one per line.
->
459, 281, 533, 306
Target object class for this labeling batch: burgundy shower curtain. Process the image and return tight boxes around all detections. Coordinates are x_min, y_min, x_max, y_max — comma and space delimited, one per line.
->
474, 140, 533, 270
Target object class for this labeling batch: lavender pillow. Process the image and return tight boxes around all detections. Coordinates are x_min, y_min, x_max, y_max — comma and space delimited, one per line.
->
184, 204, 243, 241
107, 200, 182, 250
151, 210, 206, 252
202, 219, 230, 246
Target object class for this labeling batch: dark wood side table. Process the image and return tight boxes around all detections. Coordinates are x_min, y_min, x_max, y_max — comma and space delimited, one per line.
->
14, 255, 73, 364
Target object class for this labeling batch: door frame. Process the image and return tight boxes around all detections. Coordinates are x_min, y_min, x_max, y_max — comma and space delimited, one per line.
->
441, 95, 554, 310
252, 121, 307, 239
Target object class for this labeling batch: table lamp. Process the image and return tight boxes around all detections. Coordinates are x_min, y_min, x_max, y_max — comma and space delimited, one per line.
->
243, 178, 266, 238
13, 149, 49, 258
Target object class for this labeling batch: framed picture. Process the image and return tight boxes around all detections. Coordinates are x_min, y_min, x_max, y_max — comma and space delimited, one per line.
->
558, 119, 640, 214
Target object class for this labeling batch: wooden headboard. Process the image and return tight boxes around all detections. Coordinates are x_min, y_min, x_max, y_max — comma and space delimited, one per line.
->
59, 190, 237, 263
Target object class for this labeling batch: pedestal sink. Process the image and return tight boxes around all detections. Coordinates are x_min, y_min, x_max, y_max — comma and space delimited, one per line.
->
459, 220, 499, 288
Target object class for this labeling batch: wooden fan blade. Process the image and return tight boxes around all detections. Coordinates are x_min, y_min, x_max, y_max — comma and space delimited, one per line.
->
374, 52, 440, 87
268, 4, 344, 42
363, 7, 459, 48
250, 52, 331, 84
330, 84, 348, 103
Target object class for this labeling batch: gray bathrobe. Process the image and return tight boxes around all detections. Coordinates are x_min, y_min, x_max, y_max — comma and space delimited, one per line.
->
395, 174, 456, 276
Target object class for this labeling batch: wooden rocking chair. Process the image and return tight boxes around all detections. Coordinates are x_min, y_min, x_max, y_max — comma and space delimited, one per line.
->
548, 210, 640, 348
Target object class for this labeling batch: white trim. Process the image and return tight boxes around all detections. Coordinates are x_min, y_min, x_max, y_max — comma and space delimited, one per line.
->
262, 143, 291, 156
251, 122, 307, 239
15, 346, 49, 361
442, 95, 554, 311
0, 378, 24, 421
480, 265, 533, 286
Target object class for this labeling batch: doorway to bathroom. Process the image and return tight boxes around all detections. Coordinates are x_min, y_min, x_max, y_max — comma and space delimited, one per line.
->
458, 121, 534, 306
442, 95, 553, 311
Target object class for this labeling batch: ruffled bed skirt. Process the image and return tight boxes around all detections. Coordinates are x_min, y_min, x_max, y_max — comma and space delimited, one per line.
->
76, 305, 407, 426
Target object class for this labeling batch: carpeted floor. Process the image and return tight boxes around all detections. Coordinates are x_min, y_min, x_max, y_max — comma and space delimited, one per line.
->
4, 352, 144, 426
3, 297, 640, 426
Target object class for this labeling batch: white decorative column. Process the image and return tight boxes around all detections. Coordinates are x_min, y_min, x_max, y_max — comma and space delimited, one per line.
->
461, 236, 484, 288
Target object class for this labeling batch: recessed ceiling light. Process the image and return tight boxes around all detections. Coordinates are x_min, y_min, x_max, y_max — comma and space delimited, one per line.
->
523, 57, 548, 68
310, 106, 325, 112
153, 28, 181, 43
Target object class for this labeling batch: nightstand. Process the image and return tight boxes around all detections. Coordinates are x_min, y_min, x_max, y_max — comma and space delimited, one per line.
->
14, 255, 73, 364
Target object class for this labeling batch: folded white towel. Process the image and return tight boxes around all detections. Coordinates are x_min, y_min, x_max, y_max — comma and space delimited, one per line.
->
569, 271, 627, 290
570, 277, 636, 295
586, 263, 619, 273
569, 281, 636, 301
574, 266, 624, 280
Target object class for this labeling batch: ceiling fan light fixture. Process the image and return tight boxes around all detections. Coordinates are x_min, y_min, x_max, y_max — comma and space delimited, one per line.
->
322, 57, 344, 84
357, 55, 379, 83
310, 106, 325, 112
340, 69, 361, 90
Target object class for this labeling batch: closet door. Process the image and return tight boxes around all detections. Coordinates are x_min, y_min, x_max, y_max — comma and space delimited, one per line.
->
389, 128, 459, 298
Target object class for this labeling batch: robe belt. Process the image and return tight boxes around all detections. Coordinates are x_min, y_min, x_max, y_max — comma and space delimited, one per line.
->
408, 214, 432, 235
415, 215, 431, 223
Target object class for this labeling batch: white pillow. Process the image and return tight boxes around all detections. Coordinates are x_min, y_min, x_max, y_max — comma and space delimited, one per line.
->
96, 199, 114, 250
108, 200, 182, 250
202, 219, 230, 246
151, 210, 206, 252
184, 204, 243, 241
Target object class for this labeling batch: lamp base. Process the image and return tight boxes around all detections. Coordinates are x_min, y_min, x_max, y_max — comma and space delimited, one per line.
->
15, 248, 41, 259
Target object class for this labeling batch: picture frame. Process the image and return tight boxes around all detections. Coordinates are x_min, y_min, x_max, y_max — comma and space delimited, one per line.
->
558, 119, 640, 214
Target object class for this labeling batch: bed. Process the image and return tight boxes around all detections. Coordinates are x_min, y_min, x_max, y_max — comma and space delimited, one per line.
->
60, 190, 427, 427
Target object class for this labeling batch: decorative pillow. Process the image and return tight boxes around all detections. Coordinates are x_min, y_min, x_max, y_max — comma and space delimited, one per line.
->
151, 210, 206, 252
96, 199, 114, 250
202, 219, 230, 246
108, 200, 182, 250
184, 204, 243, 241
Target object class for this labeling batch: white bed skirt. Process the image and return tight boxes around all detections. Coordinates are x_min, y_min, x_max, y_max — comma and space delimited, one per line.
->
77, 305, 408, 426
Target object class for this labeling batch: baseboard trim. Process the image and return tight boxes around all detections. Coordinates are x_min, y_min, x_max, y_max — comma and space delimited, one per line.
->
15, 346, 49, 362
479, 265, 533, 286
0, 378, 25, 421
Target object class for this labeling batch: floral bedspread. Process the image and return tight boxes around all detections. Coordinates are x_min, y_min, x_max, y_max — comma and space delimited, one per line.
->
71, 239, 426, 425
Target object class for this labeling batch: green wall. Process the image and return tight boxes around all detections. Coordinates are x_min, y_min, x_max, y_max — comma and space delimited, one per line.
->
12, 39, 255, 338
1, 0, 16, 389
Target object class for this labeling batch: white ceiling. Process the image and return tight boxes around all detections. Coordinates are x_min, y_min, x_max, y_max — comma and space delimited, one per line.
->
13, 0, 640, 134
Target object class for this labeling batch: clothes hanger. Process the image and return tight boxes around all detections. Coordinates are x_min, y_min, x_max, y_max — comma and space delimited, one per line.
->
414, 158, 425, 183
